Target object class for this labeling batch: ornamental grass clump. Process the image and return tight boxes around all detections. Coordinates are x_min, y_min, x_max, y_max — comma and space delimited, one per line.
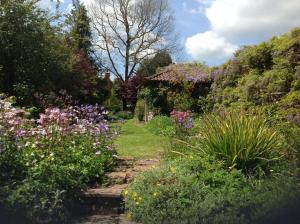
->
196, 112, 285, 174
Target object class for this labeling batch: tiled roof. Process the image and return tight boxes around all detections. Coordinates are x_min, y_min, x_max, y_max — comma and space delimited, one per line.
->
147, 64, 212, 84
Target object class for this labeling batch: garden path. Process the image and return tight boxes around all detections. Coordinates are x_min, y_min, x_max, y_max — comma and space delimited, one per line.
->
74, 157, 159, 223
74, 119, 165, 223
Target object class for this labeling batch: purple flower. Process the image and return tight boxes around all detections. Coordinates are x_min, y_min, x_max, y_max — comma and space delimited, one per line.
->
106, 145, 113, 151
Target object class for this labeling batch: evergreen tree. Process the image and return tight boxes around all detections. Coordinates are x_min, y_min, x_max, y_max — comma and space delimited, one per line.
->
67, 0, 94, 63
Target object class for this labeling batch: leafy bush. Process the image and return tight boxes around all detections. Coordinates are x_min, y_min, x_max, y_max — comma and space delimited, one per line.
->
171, 92, 194, 111
125, 157, 299, 224
135, 99, 145, 121
195, 111, 286, 174
0, 99, 116, 222
281, 91, 300, 107
146, 116, 175, 137
114, 110, 133, 120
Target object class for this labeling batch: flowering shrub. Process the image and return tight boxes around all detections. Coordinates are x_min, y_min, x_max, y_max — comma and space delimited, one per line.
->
171, 110, 193, 129
170, 110, 193, 139
0, 98, 116, 222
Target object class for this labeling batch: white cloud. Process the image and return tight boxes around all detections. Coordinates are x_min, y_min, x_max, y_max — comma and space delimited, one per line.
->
185, 0, 300, 65
185, 31, 237, 64
206, 0, 300, 41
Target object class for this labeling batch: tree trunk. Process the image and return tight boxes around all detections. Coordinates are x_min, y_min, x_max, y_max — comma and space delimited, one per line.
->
122, 98, 127, 111
3, 59, 15, 94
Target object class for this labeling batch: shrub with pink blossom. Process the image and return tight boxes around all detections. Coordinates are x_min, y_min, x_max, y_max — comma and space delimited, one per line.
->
0, 97, 117, 223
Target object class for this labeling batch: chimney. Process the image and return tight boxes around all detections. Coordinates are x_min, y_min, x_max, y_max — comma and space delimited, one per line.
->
104, 72, 110, 81
104, 72, 112, 90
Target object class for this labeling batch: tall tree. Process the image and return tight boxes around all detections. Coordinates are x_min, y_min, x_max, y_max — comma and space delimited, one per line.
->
67, 0, 100, 103
89, 0, 175, 109
0, 0, 74, 99
0, 0, 102, 106
137, 50, 172, 77
68, 0, 93, 60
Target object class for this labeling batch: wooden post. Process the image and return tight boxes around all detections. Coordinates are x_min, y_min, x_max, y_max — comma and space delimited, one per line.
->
144, 99, 148, 122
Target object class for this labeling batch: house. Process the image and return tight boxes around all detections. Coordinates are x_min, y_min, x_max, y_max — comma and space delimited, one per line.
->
143, 64, 213, 117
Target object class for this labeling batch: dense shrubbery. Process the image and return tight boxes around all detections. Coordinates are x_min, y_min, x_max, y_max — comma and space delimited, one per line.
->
210, 28, 300, 126
146, 116, 175, 137
125, 156, 299, 224
0, 98, 116, 222
126, 108, 299, 223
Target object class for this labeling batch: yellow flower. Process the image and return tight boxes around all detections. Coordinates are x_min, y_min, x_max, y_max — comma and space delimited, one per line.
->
153, 192, 157, 197
135, 201, 139, 205
124, 190, 128, 196
151, 165, 156, 169
132, 192, 138, 198
138, 196, 142, 201
170, 166, 176, 173
127, 211, 133, 219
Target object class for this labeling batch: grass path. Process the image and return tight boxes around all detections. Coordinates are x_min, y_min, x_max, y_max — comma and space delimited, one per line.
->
115, 119, 169, 159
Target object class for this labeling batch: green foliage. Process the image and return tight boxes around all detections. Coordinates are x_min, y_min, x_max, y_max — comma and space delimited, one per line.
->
67, 0, 93, 55
137, 51, 172, 77
104, 87, 123, 113
195, 111, 286, 174
125, 157, 299, 224
0, 134, 115, 222
135, 99, 145, 121
114, 111, 133, 120
210, 28, 300, 117
171, 92, 194, 111
146, 116, 175, 137
281, 91, 300, 107
0, 0, 108, 107
239, 42, 273, 73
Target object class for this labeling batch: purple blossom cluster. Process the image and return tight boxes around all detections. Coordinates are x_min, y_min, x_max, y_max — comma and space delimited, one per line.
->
30, 105, 110, 139
171, 110, 193, 129
0, 98, 115, 154
211, 68, 225, 81
173, 64, 211, 83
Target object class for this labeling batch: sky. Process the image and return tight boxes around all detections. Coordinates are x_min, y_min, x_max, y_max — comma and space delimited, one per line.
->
39, 0, 300, 66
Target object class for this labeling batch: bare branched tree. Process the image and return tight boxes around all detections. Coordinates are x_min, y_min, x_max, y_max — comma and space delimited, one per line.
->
89, 0, 175, 81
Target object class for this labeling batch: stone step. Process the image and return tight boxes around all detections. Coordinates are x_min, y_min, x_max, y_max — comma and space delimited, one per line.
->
85, 184, 128, 198
73, 214, 137, 224
116, 157, 135, 167
105, 172, 127, 185
135, 159, 159, 166
73, 184, 128, 216
73, 158, 160, 219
